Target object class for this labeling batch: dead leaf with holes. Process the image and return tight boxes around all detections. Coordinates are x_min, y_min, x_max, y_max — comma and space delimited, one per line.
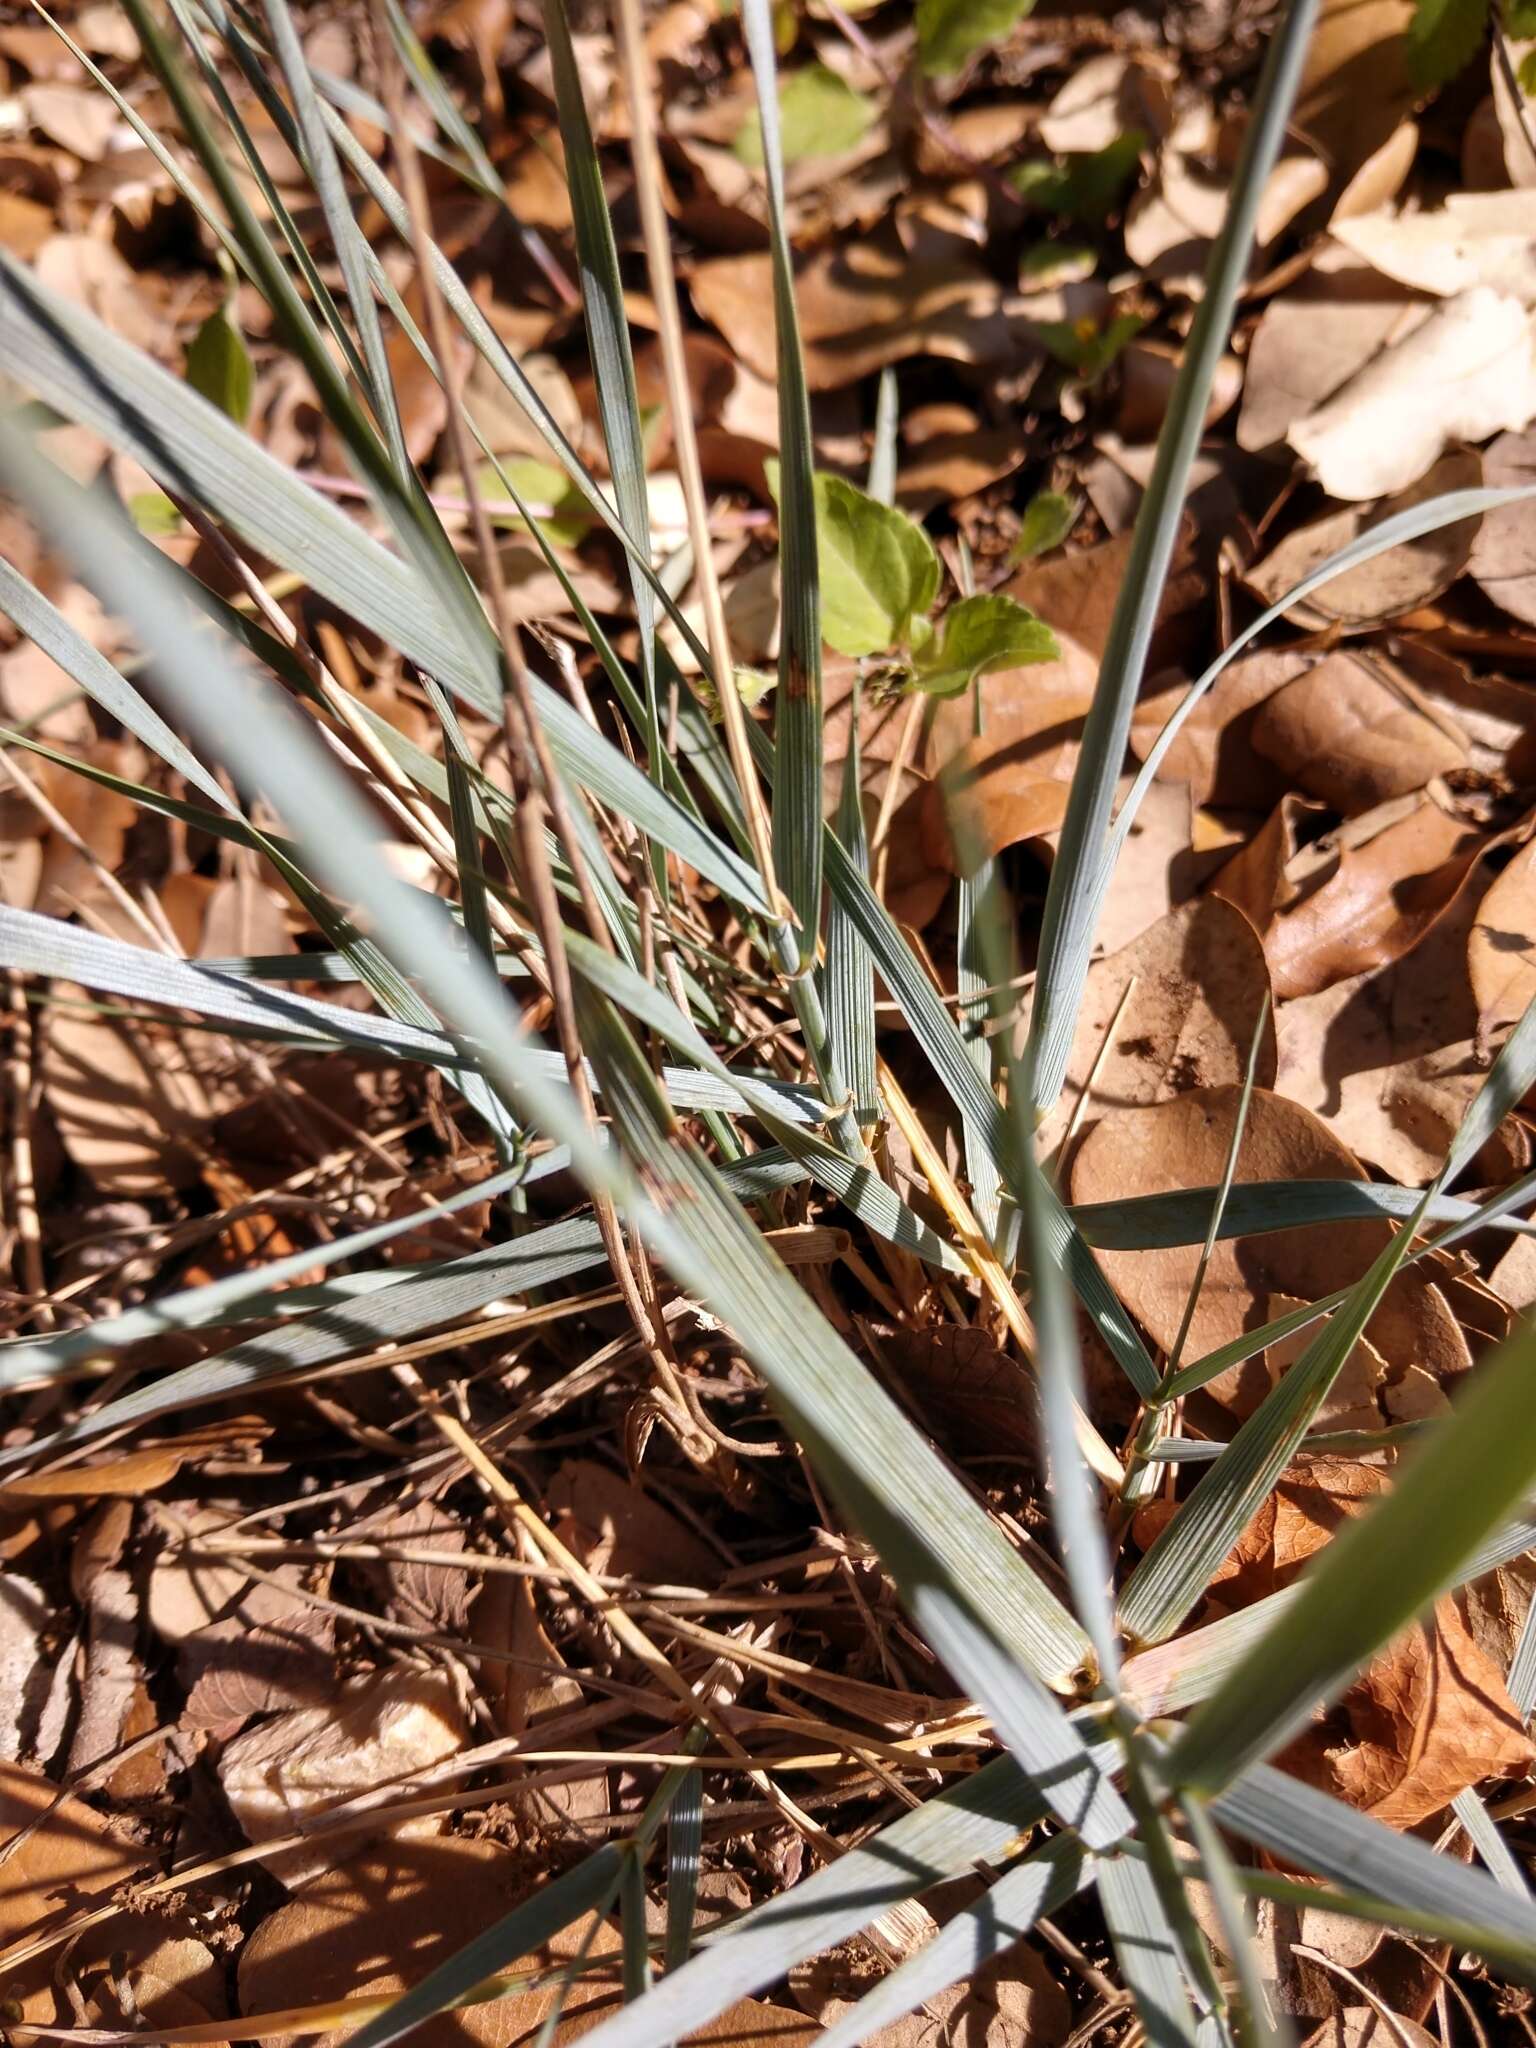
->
1070, 1084, 1471, 1431
1036, 897, 1276, 1163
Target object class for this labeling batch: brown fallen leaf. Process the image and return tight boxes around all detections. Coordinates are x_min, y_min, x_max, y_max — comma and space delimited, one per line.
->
1036, 898, 1276, 1163
1199, 1458, 1387, 1613
1130, 649, 1314, 811
878, 1324, 1040, 1466
1249, 648, 1468, 813
1468, 426, 1536, 627
1069, 1084, 1470, 1428
547, 1458, 720, 1586
239, 1835, 814, 2048
1286, 288, 1536, 499
1304, 2012, 1436, 2048
1294, 0, 1417, 190
1333, 192, 1536, 303
218, 1669, 469, 1886
1280, 1596, 1533, 1828
1468, 832, 1536, 1036
0, 1761, 150, 2021
0, 1420, 266, 1502
792, 1930, 1069, 2048
1275, 839, 1532, 1184
1245, 452, 1485, 629
1229, 790, 1485, 1002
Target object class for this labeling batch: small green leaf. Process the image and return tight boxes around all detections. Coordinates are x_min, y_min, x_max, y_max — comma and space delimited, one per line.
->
911, 594, 1058, 698
1520, 45, 1536, 91
184, 304, 254, 428
1507, 0, 1536, 30
1034, 310, 1144, 382
128, 489, 182, 536
1009, 490, 1080, 564
768, 461, 940, 658
478, 457, 594, 548
1406, 0, 1491, 85
733, 63, 877, 166
917, 0, 1033, 75
1019, 241, 1097, 289
1011, 133, 1146, 224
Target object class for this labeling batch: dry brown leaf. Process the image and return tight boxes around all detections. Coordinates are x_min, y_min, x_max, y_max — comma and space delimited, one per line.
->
42, 996, 222, 1195
3, 1442, 199, 1501
1333, 192, 1536, 303
690, 229, 1044, 392
546, 1459, 719, 1585
1070, 1084, 1470, 1427
1275, 839, 1531, 1183
1037, 898, 1276, 1162
0, 1574, 49, 1764
878, 1324, 1039, 1465
1294, 0, 1417, 188
1130, 649, 1314, 810
21, 83, 118, 161
1249, 649, 1468, 812
218, 1669, 468, 1886
1199, 1458, 1386, 1613
1230, 791, 1485, 1001
1246, 452, 1486, 628
1126, 129, 1325, 297
1280, 1596, 1533, 1827
1468, 426, 1536, 627
180, 1578, 338, 1733
1237, 251, 1427, 455
1468, 832, 1536, 1034
1287, 288, 1536, 499
1037, 51, 1174, 154
0, 1762, 150, 2021
1305, 2013, 1436, 2048
239, 1836, 814, 2048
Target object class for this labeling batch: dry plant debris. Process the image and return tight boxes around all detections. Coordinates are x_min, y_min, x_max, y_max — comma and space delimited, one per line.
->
2, 1, 1536, 2046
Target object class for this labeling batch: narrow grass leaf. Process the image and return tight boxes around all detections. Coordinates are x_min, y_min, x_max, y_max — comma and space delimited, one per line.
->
1097, 1853, 1202, 2048
813, 1838, 1091, 2048
1169, 1317, 1536, 1788
1211, 1765, 1536, 1982
1451, 1788, 1531, 1899
742, 0, 823, 955
824, 686, 878, 1128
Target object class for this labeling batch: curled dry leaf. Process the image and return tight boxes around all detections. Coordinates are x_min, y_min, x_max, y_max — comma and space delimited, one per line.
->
1069, 1084, 1470, 1428
1249, 648, 1468, 813
1246, 451, 1486, 628
218, 1669, 468, 1887
1287, 287, 1536, 499
1221, 790, 1486, 1002
1036, 898, 1276, 1163
1280, 1596, 1533, 1828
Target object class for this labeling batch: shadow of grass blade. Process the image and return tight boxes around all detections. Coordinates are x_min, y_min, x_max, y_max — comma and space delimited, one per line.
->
1169, 1314, 1536, 1793
742, 0, 822, 958
1023, 0, 1320, 1117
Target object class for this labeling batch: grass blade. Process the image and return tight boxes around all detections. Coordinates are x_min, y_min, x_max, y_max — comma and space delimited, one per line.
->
1168, 1316, 1536, 1790
1024, 0, 1320, 1116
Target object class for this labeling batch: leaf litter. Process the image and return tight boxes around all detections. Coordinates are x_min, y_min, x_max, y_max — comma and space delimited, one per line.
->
2, 2, 1536, 2046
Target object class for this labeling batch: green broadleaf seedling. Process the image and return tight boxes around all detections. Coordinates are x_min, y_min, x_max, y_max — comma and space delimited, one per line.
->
733, 62, 876, 165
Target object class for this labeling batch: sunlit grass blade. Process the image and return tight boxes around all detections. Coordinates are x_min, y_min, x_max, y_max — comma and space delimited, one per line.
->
742, 0, 822, 957
1510, 1598, 1536, 1722
1097, 1852, 1203, 2048
1168, 1315, 1536, 1790
825, 691, 878, 1130
0, 551, 229, 808
542, 0, 660, 798
1119, 1184, 1435, 1647
1073, 1176, 1536, 1250
957, 857, 1004, 1245
1178, 1795, 1290, 2048
1451, 1788, 1530, 1899
1023, 0, 1320, 1117
813, 1838, 1091, 2048
1210, 1765, 1536, 1983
